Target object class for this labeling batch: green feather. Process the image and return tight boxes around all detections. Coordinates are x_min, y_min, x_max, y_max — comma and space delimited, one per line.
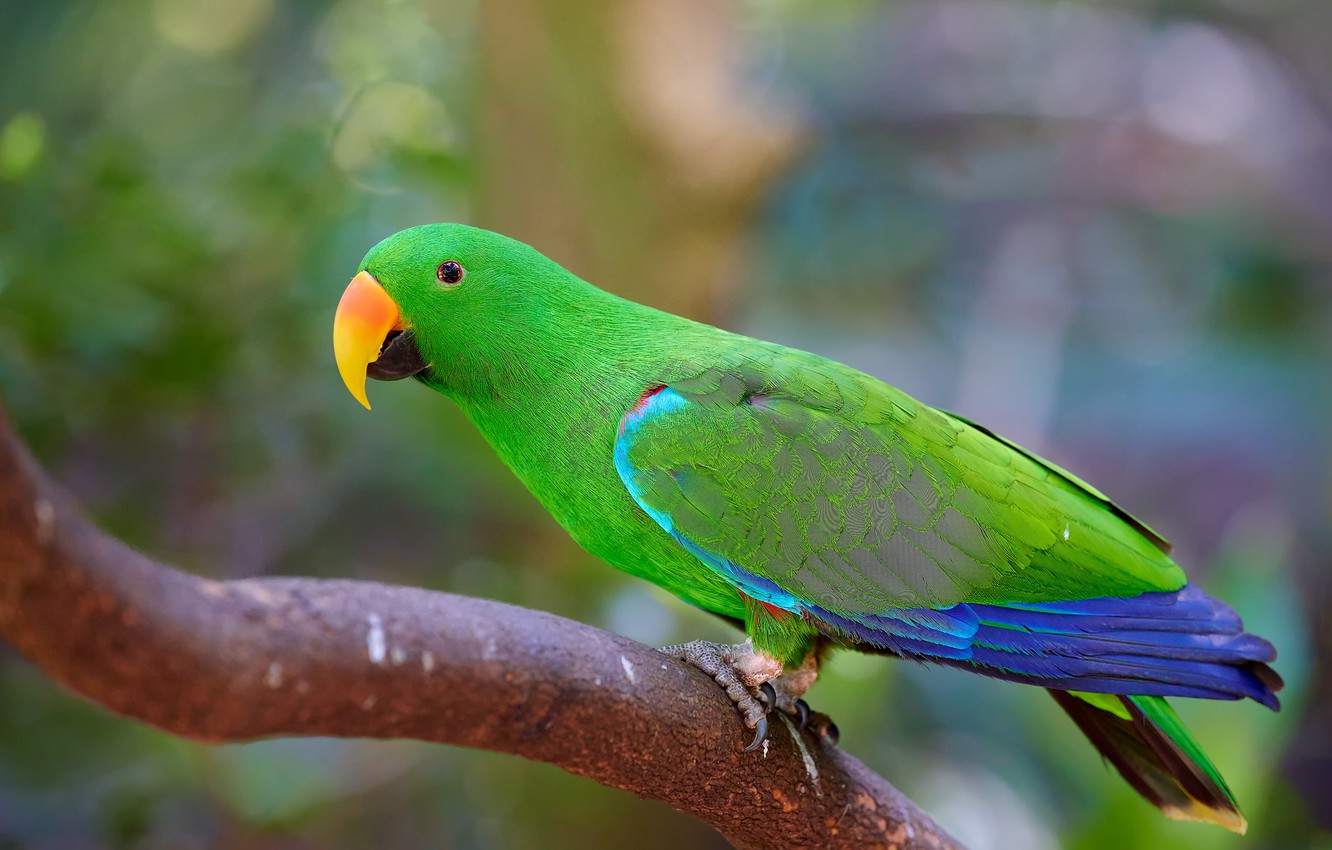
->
620, 361, 1186, 623
1131, 695, 1241, 817
1052, 691, 1246, 834
1069, 690, 1132, 721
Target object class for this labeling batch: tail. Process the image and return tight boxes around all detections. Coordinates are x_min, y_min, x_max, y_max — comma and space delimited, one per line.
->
807, 582, 1283, 829
1051, 690, 1250, 833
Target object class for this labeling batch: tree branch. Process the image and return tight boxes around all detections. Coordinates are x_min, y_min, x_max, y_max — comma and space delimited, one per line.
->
0, 404, 962, 850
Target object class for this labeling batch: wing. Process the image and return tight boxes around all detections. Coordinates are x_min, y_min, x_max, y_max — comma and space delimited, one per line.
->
614, 360, 1279, 709
615, 360, 1185, 617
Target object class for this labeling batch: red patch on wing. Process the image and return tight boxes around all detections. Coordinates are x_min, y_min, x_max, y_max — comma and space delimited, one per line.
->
619, 385, 669, 437
760, 601, 793, 621
630, 384, 667, 414
740, 590, 794, 622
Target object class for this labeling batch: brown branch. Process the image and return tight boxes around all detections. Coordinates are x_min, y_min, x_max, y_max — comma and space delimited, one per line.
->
0, 404, 962, 850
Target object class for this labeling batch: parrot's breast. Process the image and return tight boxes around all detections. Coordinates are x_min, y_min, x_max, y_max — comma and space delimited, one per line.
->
457, 366, 748, 620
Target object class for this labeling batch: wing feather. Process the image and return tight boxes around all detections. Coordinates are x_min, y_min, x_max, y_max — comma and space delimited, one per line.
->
616, 361, 1185, 616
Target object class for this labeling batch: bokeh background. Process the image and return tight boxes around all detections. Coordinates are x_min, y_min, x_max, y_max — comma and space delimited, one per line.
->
1, 0, 1329, 847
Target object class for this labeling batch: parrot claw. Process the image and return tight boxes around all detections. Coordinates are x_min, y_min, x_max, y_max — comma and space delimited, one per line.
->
770, 694, 838, 747
803, 711, 839, 746
743, 716, 769, 752
657, 640, 839, 752
658, 639, 783, 751
822, 719, 840, 747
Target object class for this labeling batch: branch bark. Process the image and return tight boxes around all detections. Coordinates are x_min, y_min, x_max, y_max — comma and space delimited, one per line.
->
0, 404, 962, 850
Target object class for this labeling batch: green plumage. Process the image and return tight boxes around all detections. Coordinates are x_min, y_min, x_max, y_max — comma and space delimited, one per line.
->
363, 225, 1177, 626
619, 361, 1184, 614
346, 223, 1280, 832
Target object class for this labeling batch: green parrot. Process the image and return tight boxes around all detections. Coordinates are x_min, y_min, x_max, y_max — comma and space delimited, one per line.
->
332, 223, 1281, 833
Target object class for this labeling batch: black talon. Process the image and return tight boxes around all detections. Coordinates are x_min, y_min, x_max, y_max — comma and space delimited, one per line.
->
824, 720, 840, 747
758, 681, 777, 709
744, 715, 769, 752
794, 698, 811, 728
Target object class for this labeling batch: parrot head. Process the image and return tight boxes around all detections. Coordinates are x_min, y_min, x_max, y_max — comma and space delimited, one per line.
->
332, 223, 574, 409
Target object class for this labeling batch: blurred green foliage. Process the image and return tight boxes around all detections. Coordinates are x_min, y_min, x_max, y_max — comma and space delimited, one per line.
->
2, 0, 1330, 848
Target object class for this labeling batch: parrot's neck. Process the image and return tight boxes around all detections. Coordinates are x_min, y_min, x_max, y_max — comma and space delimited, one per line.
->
411, 277, 755, 616
440, 287, 683, 415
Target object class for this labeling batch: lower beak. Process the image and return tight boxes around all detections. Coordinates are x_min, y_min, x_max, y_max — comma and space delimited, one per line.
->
333, 271, 401, 409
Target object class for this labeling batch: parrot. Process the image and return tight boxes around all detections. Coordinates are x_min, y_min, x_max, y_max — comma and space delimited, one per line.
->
332, 223, 1281, 833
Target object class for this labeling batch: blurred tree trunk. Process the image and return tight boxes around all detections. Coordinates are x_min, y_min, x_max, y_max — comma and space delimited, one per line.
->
467, 0, 801, 571
473, 0, 800, 324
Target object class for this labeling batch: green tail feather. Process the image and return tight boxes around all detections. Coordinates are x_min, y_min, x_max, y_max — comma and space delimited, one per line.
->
1050, 690, 1247, 833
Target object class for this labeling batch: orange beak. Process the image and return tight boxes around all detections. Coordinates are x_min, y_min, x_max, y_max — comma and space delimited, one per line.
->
333, 271, 401, 409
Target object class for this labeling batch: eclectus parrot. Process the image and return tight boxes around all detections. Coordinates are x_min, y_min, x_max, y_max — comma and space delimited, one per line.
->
332, 224, 1281, 832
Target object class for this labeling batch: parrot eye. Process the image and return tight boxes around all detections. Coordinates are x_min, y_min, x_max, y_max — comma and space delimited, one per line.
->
436, 261, 465, 285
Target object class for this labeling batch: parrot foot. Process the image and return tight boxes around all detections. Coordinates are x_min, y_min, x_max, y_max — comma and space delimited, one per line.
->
755, 654, 840, 747
658, 640, 839, 750
776, 699, 839, 747
658, 639, 782, 751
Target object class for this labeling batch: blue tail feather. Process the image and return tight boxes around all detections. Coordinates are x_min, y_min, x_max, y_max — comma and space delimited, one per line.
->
973, 584, 1244, 633
967, 644, 1279, 708
975, 623, 1274, 663
807, 582, 1282, 709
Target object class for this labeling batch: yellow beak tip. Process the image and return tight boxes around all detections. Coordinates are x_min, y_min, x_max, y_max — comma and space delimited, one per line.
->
333, 270, 399, 411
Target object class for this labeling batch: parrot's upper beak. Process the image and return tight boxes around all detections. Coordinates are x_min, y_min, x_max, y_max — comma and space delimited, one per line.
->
333, 271, 428, 409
